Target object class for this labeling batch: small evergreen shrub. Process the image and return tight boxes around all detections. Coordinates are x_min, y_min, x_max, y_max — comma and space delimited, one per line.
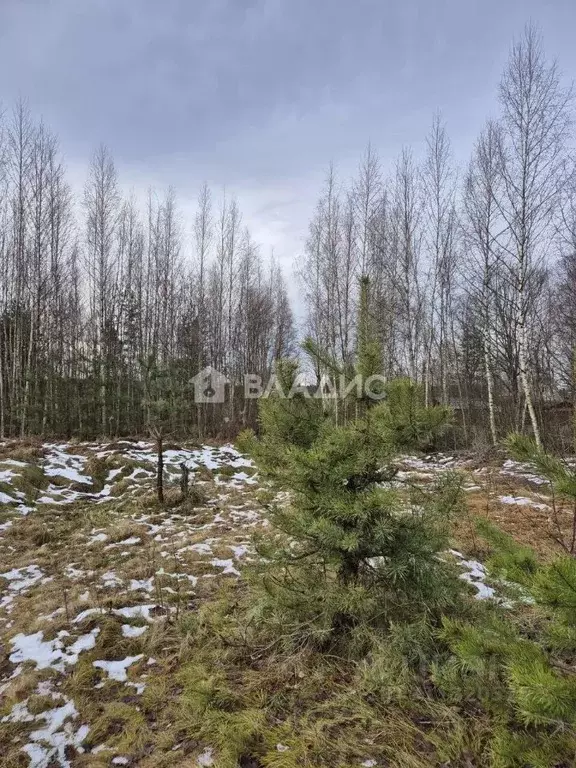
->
433, 436, 576, 766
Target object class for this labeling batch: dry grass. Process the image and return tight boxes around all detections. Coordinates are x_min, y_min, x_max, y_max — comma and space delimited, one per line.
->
0, 443, 271, 765
0, 443, 569, 766
451, 481, 572, 561
0, 438, 45, 462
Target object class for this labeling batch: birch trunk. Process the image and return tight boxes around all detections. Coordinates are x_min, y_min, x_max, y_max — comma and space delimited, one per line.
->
518, 315, 541, 447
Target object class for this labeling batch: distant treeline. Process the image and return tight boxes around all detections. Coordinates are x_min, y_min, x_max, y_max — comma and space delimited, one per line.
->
2, 26, 576, 449
0, 112, 294, 439
298, 26, 576, 452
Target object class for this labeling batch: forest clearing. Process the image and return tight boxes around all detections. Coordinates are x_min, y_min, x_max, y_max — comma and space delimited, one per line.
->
3, 9, 576, 768
1, 433, 575, 767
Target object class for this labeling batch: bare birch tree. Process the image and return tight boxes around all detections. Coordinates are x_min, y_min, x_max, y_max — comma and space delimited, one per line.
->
84, 145, 120, 435
464, 121, 504, 446
496, 25, 572, 447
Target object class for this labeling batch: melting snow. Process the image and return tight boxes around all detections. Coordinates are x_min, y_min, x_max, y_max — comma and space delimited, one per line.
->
1, 565, 45, 612
129, 577, 154, 592
121, 624, 148, 638
498, 495, 550, 511
106, 536, 141, 548
449, 550, 496, 600
2, 696, 89, 768
500, 459, 548, 486
1, 442, 255, 519
73, 607, 105, 624
9, 628, 100, 671
113, 604, 161, 621
197, 747, 214, 766
1, 564, 44, 592
229, 544, 250, 558
210, 558, 241, 576
231, 471, 257, 485
73, 604, 161, 623
89, 531, 108, 544
127, 681, 146, 694
191, 542, 214, 554
44, 465, 92, 485
65, 565, 94, 580
93, 654, 143, 682
101, 570, 122, 587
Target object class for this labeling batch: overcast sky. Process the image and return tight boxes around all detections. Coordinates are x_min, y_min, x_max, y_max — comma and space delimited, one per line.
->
1, 0, 576, 313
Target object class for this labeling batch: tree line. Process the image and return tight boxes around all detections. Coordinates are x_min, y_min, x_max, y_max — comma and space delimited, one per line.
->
0, 109, 294, 438
300, 25, 576, 451
2, 24, 576, 447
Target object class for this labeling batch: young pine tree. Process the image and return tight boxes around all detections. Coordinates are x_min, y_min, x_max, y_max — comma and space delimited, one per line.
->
246, 278, 463, 654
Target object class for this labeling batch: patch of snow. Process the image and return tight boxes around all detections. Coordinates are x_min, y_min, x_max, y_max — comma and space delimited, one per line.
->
9, 628, 100, 671
3, 696, 88, 768
101, 570, 122, 587
500, 459, 548, 486
157, 568, 198, 587
105, 536, 141, 549
1, 699, 34, 724
126, 467, 154, 480
73, 604, 162, 624
44, 465, 92, 486
231, 471, 258, 485
112, 604, 161, 621
0, 468, 16, 483
2, 458, 28, 467
197, 747, 214, 766
1, 565, 45, 613
91, 744, 112, 754
210, 558, 241, 577
37, 607, 65, 622
67, 629, 100, 661
450, 551, 497, 601
1, 564, 44, 592
129, 577, 154, 593
93, 654, 143, 682
229, 544, 250, 559
73, 608, 105, 623
229, 508, 261, 524
65, 565, 94, 580
498, 495, 550, 511
188, 542, 213, 555
89, 532, 108, 544
121, 624, 148, 638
